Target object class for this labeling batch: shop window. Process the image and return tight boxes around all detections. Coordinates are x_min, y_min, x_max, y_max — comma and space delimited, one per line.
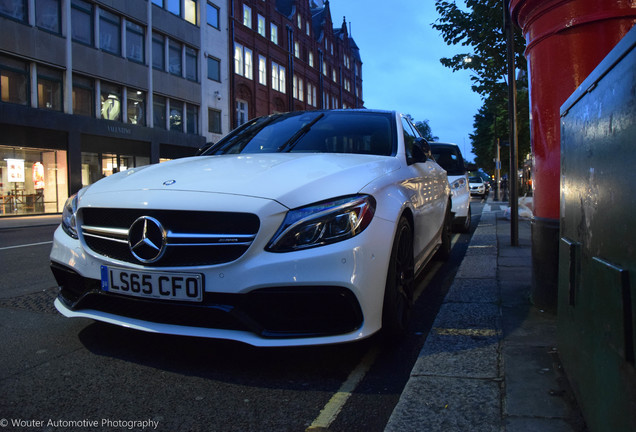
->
185, 46, 197, 81
153, 95, 166, 129
99, 9, 121, 56
1, 146, 68, 215
100, 82, 122, 121
72, 75, 93, 117
127, 89, 145, 126
0, 0, 27, 22
169, 99, 183, 132
36, 0, 60, 33
152, 33, 165, 70
168, 40, 182, 76
37, 66, 63, 111
0, 55, 29, 105
208, 108, 221, 134
206, 2, 219, 29
126, 21, 145, 64
186, 104, 198, 134
184, 0, 196, 25
71, 0, 93, 45
207, 56, 220, 82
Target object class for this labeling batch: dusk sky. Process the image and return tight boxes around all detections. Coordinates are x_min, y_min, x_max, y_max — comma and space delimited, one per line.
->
328, 0, 483, 162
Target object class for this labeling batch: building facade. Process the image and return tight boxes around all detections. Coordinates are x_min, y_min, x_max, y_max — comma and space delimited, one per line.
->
230, 0, 363, 127
0, 0, 229, 216
0, 0, 362, 217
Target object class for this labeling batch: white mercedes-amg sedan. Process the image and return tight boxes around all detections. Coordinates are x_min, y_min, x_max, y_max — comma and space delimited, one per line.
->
50, 110, 451, 347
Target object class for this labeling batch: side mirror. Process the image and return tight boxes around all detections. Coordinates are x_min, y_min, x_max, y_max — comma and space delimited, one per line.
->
412, 138, 431, 163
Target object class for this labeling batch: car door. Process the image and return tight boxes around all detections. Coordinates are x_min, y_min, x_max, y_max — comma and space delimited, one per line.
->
399, 116, 447, 267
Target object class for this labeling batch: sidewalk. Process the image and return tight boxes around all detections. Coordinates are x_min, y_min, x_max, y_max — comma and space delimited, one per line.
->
0, 214, 61, 230
385, 198, 587, 431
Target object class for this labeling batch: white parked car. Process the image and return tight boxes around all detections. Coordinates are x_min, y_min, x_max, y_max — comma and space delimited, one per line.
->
429, 142, 471, 232
469, 176, 487, 198
50, 110, 451, 347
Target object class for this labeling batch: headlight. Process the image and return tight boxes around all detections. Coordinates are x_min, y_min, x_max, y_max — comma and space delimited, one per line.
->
266, 195, 376, 252
450, 178, 466, 190
61, 193, 79, 239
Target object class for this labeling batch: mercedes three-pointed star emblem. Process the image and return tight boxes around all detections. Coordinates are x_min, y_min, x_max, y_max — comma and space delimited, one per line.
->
128, 216, 167, 263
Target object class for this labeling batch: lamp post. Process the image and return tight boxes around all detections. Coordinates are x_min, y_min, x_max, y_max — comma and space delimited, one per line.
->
504, 0, 519, 246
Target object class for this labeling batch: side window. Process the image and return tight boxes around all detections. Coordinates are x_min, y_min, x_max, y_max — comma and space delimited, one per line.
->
401, 116, 419, 163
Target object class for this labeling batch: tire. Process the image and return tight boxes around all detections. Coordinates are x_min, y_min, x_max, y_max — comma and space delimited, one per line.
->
435, 201, 452, 261
382, 217, 415, 339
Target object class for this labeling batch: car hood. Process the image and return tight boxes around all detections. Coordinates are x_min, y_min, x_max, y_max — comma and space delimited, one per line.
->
81, 153, 401, 209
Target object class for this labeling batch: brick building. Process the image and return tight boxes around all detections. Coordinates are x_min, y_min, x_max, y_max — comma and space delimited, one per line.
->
230, 0, 363, 127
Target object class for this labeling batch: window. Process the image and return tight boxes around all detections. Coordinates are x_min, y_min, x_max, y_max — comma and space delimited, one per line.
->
294, 42, 300, 59
236, 100, 248, 127
332, 69, 337, 82
271, 62, 285, 93
257, 15, 265, 37
167, 0, 180, 16
185, 46, 197, 81
186, 104, 198, 134
297, 15, 301, 28
36, 0, 60, 33
307, 83, 316, 107
127, 89, 145, 126
293, 76, 304, 101
37, 66, 62, 111
242, 5, 251, 28
206, 2, 219, 28
185, 0, 196, 24
126, 21, 144, 63
306, 20, 310, 36
308, 52, 314, 67
151, 0, 163, 7
258, 55, 266, 85
99, 9, 121, 55
208, 109, 222, 134
71, 0, 93, 45
169, 99, 183, 131
270, 23, 278, 44
322, 61, 327, 76
207, 57, 220, 82
234, 43, 252, 80
152, 33, 165, 70
401, 115, 419, 162
72, 75, 93, 117
0, 55, 29, 105
0, 0, 27, 22
168, 40, 182, 76
153, 95, 166, 129
100, 82, 122, 121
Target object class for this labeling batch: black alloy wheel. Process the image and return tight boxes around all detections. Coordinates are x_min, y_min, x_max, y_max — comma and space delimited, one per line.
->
382, 217, 415, 338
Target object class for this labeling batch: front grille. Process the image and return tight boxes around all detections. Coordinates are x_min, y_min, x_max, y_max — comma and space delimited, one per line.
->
80, 208, 260, 267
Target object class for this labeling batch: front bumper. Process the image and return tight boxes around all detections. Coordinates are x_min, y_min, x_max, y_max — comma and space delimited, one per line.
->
50, 213, 395, 347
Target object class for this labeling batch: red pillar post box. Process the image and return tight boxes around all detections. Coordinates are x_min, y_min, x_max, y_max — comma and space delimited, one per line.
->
509, 0, 636, 310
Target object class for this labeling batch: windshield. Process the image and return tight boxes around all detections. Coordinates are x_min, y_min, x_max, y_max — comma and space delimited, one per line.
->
469, 177, 482, 183
202, 111, 395, 156
430, 145, 466, 176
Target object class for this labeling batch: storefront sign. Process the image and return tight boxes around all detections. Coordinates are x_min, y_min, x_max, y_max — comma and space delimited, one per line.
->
6, 159, 25, 183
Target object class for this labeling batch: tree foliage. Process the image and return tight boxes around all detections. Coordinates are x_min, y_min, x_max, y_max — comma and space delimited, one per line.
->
432, 0, 530, 175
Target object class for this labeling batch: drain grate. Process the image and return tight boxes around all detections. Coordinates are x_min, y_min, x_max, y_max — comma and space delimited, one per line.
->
0, 287, 59, 314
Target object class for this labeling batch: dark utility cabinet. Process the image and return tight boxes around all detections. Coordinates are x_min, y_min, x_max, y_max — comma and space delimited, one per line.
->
559, 26, 636, 432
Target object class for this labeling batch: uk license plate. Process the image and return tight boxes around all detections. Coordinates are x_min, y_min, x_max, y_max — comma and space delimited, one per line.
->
101, 266, 203, 302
